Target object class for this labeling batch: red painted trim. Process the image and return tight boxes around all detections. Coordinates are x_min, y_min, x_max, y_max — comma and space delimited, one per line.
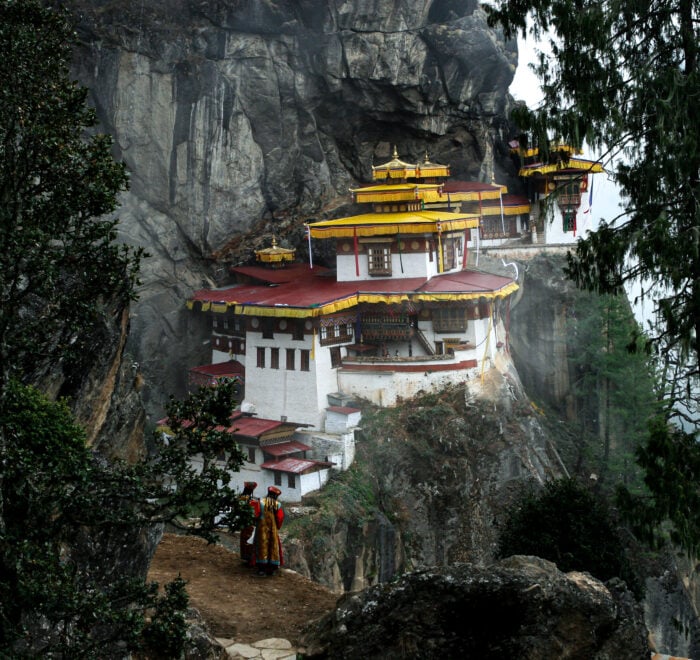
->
341, 359, 477, 373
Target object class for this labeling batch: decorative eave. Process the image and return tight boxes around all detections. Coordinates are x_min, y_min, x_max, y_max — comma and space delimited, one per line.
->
187, 280, 519, 319
307, 211, 479, 240
509, 141, 582, 158
478, 195, 531, 216
518, 158, 605, 178
350, 183, 443, 204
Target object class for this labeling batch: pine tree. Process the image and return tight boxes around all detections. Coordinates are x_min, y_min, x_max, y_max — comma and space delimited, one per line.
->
487, 0, 700, 554
567, 293, 656, 490
486, 0, 699, 424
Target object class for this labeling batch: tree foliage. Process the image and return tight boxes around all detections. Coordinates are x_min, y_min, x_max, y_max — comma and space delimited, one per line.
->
0, 1, 249, 655
497, 478, 641, 595
566, 293, 657, 489
487, 0, 700, 555
0, 378, 248, 657
486, 0, 699, 424
0, 0, 141, 388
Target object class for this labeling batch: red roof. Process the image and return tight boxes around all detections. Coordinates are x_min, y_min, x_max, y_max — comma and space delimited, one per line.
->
479, 194, 530, 208
327, 406, 361, 415
262, 440, 312, 456
418, 269, 514, 295
231, 262, 327, 284
189, 266, 514, 310
227, 416, 293, 439
260, 457, 334, 474
189, 361, 244, 377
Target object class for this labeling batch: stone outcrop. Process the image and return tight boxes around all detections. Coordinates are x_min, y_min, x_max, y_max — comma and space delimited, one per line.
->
301, 555, 650, 659
284, 364, 566, 593
63, 0, 519, 419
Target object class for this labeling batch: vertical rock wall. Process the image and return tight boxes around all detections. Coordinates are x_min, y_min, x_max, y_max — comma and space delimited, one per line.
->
64, 0, 519, 419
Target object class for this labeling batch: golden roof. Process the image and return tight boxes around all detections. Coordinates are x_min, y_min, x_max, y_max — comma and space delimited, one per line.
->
518, 158, 605, 177
509, 142, 583, 158
350, 183, 443, 203
308, 210, 479, 239
371, 146, 450, 181
255, 237, 296, 264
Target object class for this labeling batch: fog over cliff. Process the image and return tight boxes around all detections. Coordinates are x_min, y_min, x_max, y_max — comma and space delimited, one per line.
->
65, 0, 519, 419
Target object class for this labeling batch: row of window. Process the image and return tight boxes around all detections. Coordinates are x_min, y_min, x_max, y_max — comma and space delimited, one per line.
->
212, 316, 306, 340
256, 347, 310, 371
365, 237, 463, 276
319, 323, 353, 345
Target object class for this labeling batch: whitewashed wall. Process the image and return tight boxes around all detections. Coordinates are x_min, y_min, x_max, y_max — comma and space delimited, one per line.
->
336, 250, 436, 282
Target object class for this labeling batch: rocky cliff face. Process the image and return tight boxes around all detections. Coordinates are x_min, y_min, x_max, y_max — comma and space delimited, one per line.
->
301, 555, 649, 659
284, 361, 567, 593
64, 0, 518, 419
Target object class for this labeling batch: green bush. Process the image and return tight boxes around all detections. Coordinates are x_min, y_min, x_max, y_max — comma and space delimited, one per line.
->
497, 478, 641, 596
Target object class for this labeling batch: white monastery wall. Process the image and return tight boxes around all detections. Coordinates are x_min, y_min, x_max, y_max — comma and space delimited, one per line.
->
212, 348, 232, 363
298, 469, 333, 500
543, 205, 577, 244
339, 353, 481, 406
313, 338, 342, 425
336, 250, 434, 281
243, 332, 325, 428
298, 430, 357, 471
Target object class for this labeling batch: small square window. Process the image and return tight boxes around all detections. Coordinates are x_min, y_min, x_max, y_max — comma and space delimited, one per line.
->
247, 447, 256, 463
262, 318, 274, 339
274, 472, 282, 487
256, 347, 265, 368
367, 245, 392, 276
286, 348, 295, 370
270, 347, 279, 369
563, 210, 575, 232
300, 349, 310, 372
287, 474, 296, 489
292, 320, 304, 340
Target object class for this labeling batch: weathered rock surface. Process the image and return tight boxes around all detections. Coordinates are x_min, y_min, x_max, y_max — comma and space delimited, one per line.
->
63, 0, 519, 418
285, 363, 567, 594
301, 555, 649, 659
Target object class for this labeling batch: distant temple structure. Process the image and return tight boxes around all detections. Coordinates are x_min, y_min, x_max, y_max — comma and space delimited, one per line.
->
509, 141, 605, 243
184, 145, 602, 499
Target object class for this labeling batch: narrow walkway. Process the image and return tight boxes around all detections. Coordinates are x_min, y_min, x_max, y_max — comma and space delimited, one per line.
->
217, 636, 299, 659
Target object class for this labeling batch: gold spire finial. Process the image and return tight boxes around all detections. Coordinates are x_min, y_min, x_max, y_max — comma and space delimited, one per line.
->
424, 150, 430, 163
392, 145, 399, 159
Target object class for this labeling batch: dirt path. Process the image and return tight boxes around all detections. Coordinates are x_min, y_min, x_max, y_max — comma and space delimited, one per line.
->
147, 533, 338, 646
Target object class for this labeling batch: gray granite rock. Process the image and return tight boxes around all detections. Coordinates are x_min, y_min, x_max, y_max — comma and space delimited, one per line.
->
64, 0, 518, 419
301, 555, 650, 659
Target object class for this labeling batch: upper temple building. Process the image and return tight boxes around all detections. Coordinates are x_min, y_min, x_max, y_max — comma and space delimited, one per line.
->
186, 147, 520, 433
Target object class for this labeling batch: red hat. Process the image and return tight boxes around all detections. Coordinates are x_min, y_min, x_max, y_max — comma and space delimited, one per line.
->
244, 481, 258, 489
268, 486, 281, 496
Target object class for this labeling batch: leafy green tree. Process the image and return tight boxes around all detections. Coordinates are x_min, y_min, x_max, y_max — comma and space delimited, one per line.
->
487, 0, 700, 554
486, 0, 699, 423
497, 478, 641, 595
0, 378, 248, 657
0, 1, 250, 655
0, 0, 141, 389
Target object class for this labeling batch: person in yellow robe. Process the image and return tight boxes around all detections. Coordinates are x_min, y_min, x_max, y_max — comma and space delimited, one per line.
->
256, 486, 284, 576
